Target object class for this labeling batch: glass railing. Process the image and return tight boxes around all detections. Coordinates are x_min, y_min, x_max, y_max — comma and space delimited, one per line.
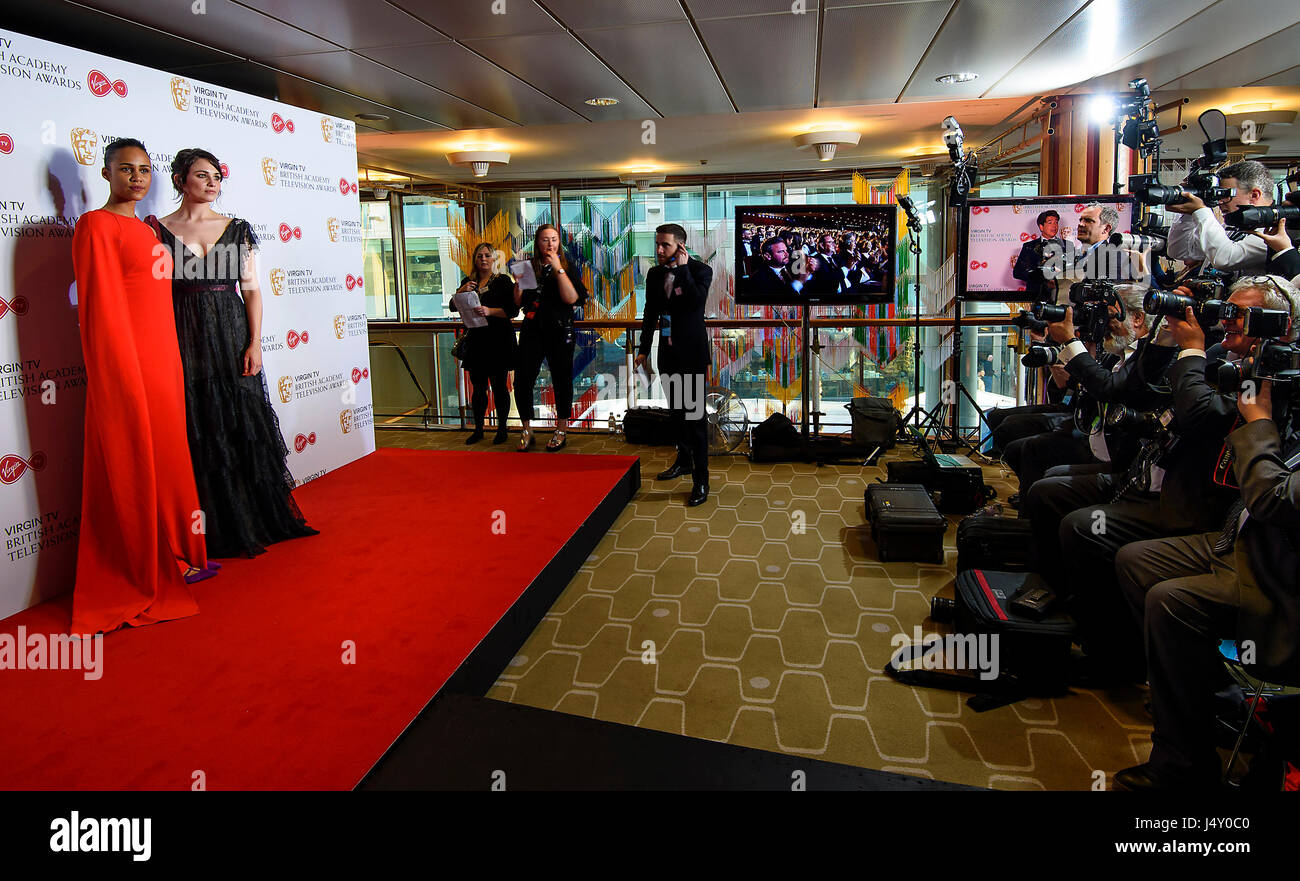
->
367, 315, 1028, 440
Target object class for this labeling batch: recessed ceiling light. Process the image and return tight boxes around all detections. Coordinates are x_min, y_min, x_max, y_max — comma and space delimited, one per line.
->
585, 97, 620, 106
355, 112, 390, 121
935, 72, 978, 85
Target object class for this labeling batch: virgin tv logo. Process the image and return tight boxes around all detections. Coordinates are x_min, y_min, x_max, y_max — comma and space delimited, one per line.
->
271, 113, 296, 134
338, 178, 358, 195
969, 260, 988, 271
88, 70, 127, 97
293, 432, 317, 453
350, 367, 370, 384
286, 329, 310, 349
0, 134, 12, 155
1074, 204, 1086, 213
0, 295, 29, 321
278, 223, 302, 242
0, 452, 46, 485
344, 274, 364, 291
1019, 232, 1040, 242
220, 162, 231, 179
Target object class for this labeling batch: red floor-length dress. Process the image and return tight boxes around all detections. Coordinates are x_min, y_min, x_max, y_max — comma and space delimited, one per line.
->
70, 209, 209, 634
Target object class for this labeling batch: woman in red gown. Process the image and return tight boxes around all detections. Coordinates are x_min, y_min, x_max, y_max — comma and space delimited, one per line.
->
70, 138, 215, 635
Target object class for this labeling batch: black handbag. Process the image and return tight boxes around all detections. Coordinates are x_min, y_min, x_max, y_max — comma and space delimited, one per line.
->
451, 333, 469, 361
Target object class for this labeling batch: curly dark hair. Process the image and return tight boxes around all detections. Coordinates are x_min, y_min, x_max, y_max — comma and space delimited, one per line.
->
170, 147, 223, 195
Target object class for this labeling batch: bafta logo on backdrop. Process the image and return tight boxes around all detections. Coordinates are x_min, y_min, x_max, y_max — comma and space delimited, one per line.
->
339, 409, 354, 435
277, 375, 294, 404
320, 116, 334, 143
70, 127, 97, 166
261, 157, 278, 187
326, 217, 340, 243
269, 268, 286, 297
169, 77, 191, 112
333, 314, 346, 340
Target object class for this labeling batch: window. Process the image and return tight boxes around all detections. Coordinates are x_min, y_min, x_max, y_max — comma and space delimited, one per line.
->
403, 197, 461, 320
361, 200, 397, 319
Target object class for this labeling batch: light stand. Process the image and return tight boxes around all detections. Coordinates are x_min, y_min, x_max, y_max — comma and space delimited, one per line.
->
895, 196, 944, 443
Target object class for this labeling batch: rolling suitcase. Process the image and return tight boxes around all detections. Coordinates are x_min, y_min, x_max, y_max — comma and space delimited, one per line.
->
866, 483, 946, 564
955, 515, 1035, 571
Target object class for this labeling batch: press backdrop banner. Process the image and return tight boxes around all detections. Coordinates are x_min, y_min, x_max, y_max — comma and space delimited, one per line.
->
0, 27, 373, 619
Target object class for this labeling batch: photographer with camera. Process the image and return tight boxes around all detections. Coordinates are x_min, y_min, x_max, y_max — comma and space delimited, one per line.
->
1006, 284, 1167, 502
1020, 276, 1300, 680
1113, 368, 1300, 789
1166, 160, 1275, 272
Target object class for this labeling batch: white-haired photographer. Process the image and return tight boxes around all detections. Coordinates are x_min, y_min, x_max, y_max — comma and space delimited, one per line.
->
1166, 160, 1278, 272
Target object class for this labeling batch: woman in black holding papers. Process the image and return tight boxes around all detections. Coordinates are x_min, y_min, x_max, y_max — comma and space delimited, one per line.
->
452, 242, 518, 444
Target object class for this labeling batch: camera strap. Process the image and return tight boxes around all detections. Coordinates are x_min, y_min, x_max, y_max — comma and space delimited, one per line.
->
1213, 414, 1245, 489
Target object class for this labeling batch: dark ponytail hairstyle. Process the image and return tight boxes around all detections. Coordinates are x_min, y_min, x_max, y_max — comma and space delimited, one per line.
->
102, 137, 148, 169
170, 147, 223, 196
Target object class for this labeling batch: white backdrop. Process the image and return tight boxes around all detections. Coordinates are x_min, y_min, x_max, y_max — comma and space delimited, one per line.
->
0, 27, 374, 620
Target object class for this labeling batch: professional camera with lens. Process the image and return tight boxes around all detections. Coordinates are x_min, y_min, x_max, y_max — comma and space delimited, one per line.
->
1222, 202, 1300, 231
1144, 292, 1237, 327
1105, 405, 1171, 440
1022, 342, 1063, 369
1067, 280, 1120, 343
1011, 308, 1048, 335
1209, 309, 1300, 394
1129, 109, 1232, 207
1109, 231, 1166, 255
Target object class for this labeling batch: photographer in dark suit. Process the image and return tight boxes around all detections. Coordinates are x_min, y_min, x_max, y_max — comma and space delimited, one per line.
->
1114, 377, 1300, 790
636, 223, 714, 507
1012, 209, 1063, 299
1024, 275, 1300, 679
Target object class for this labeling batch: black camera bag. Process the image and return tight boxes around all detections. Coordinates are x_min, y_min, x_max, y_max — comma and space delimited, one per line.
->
846, 397, 900, 451
951, 569, 1076, 691
622, 407, 675, 446
956, 515, 1035, 571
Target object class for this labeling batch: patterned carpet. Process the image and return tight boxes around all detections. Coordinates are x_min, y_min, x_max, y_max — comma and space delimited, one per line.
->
376, 426, 1154, 790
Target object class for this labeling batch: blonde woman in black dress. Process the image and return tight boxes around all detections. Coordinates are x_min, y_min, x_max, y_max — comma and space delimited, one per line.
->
452, 243, 518, 443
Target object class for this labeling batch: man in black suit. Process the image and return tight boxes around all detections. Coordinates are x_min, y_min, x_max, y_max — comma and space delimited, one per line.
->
747, 236, 809, 301
812, 233, 843, 294
636, 223, 714, 506
1012, 209, 1062, 300
1114, 376, 1300, 790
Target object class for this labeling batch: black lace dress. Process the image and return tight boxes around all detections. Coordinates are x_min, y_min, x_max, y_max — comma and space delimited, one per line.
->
151, 216, 318, 558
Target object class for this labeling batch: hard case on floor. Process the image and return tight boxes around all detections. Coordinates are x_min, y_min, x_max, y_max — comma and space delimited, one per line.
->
866, 483, 947, 564
955, 515, 1035, 571
926, 452, 992, 514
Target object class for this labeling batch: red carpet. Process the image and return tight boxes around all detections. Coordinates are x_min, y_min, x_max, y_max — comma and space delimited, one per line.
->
0, 448, 639, 790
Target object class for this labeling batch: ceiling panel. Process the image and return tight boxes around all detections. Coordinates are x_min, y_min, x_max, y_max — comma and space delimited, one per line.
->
542, 0, 685, 28
1160, 22, 1300, 91
686, 0, 807, 17
902, 0, 1088, 102
1252, 66, 1300, 88
77, 0, 340, 56
576, 20, 732, 116
818, 2, 950, 106
695, 12, 817, 110
0, 0, 243, 69
390, 0, 562, 38
267, 50, 517, 129
170, 60, 448, 131
1089, 0, 1300, 95
986, 0, 1218, 97
360, 42, 583, 124
463, 32, 658, 118
237, 0, 450, 49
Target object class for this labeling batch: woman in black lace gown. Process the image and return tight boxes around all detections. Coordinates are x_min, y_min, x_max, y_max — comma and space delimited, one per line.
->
149, 147, 317, 558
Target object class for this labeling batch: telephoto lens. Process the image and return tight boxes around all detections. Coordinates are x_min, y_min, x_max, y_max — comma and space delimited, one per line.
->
930, 596, 956, 624
1106, 405, 1164, 439
1022, 344, 1062, 368
1011, 308, 1048, 334
1033, 302, 1068, 323
1144, 290, 1196, 316
1109, 232, 1166, 254
1222, 204, 1300, 229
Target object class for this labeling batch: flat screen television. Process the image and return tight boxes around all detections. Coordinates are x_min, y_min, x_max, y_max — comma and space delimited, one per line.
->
962, 194, 1136, 301
735, 204, 896, 305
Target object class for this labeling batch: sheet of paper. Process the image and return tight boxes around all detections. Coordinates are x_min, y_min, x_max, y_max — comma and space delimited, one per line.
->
452, 290, 487, 328
509, 259, 539, 291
